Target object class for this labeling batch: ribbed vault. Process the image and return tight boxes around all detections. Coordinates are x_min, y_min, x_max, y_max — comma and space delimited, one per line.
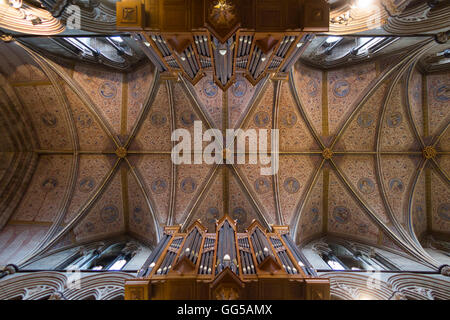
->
0, 36, 448, 271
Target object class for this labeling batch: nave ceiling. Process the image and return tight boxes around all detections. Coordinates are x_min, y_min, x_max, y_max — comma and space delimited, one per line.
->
0, 33, 448, 270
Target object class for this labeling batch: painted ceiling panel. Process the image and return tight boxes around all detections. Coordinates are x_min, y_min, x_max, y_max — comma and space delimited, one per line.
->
228, 169, 262, 233
72, 64, 123, 135
64, 155, 115, 224
227, 74, 259, 129
327, 62, 377, 138
436, 155, 450, 178
278, 155, 322, 225
126, 63, 156, 134
128, 154, 171, 226
380, 82, 421, 151
173, 162, 216, 225
334, 155, 390, 224
127, 168, 157, 247
171, 81, 213, 152
408, 69, 424, 137
278, 81, 320, 151
327, 170, 380, 244
431, 170, 450, 234
240, 79, 275, 150
334, 82, 388, 151
292, 63, 323, 137
63, 83, 116, 151
15, 85, 72, 150
189, 166, 224, 233
130, 82, 172, 151
411, 169, 427, 240
74, 169, 125, 242
427, 72, 450, 137
235, 161, 277, 225
295, 169, 324, 243
0, 224, 49, 266
12, 155, 72, 223
192, 73, 223, 131
436, 129, 449, 152
379, 155, 422, 226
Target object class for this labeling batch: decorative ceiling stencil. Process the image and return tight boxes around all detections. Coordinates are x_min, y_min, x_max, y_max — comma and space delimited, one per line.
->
189, 167, 224, 233
380, 82, 421, 151
174, 162, 216, 225
64, 155, 115, 224
234, 161, 277, 225
74, 170, 125, 242
12, 155, 72, 223
127, 155, 172, 226
278, 81, 321, 151
426, 72, 450, 137
127, 168, 157, 248
334, 83, 388, 152
130, 82, 172, 151
431, 171, 450, 234
296, 170, 323, 243
334, 155, 390, 225
379, 155, 422, 226
278, 155, 323, 225
63, 83, 116, 151
0, 224, 50, 266
411, 169, 427, 240
15, 85, 72, 150
327, 62, 377, 138
126, 63, 156, 133
228, 169, 262, 233
328, 170, 380, 244
292, 63, 323, 136
227, 74, 259, 129
72, 64, 124, 135
408, 69, 424, 137
192, 72, 223, 131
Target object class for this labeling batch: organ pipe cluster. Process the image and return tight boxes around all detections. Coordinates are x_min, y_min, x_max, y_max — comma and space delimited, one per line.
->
138, 216, 314, 280
143, 32, 305, 89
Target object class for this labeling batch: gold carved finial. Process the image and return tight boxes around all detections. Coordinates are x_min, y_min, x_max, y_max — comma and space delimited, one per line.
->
423, 146, 436, 159
322, 148, 333, 160
115, 147, 128, 158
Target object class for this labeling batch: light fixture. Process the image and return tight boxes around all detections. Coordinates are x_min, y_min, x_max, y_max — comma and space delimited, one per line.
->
144, 41, 150, 47
261, 56, 266, 62
296, 42, 303, 48
219, 49, 227, 56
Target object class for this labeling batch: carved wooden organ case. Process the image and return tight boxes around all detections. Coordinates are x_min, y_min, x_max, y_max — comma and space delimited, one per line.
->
124, 215, 330, 300
116, 0, 330, 89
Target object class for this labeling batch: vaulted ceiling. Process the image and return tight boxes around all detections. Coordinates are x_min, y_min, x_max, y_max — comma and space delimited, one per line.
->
0, 33, 448, 269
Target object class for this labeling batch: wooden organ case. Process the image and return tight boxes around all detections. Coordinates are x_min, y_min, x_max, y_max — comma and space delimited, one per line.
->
116, 0, 329, 90
124, 215, 330, 300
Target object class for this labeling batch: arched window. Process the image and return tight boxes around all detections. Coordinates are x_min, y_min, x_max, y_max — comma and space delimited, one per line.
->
82, 242, 138, 271
53, 241, 138, 271
313, 240, 399, 271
